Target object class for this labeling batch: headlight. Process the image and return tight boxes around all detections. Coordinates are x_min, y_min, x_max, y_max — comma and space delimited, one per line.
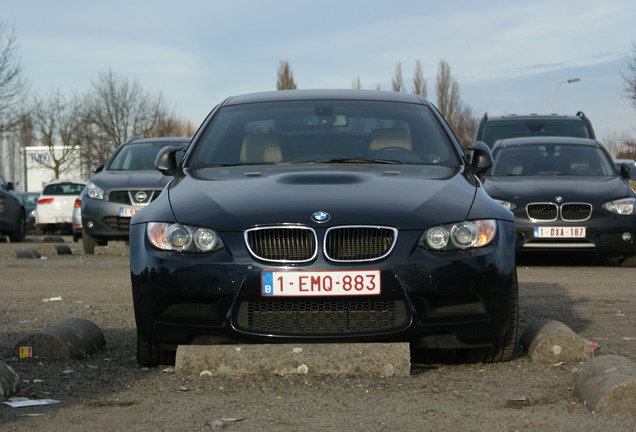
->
420, 220, 497, 251
494, 200, 516, 211
602, 198, 635, 215
147, 222, 224, 253
86, 181, 104, 200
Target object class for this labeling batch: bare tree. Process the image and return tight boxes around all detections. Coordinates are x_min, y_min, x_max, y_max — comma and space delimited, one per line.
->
435, 59, 476, 146
30, 89, 84, 179
83, 69, 172, 165
603, 131, 636, 159
0, 21, 29, 134
276, 61, 297, 90
392, 62, 404, 92
352, 76, 362, 90
412, 60, 427, 97
622, 42, 636, 109
436, 59, 460, 121
148, 117, 197, 137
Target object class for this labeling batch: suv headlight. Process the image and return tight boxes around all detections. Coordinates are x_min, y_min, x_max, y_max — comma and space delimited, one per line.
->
602, 198, 635, 215
494, 199, 516, 211
147, 222, 224, 253
420, 220, 497, 251
86, 181, 104, 200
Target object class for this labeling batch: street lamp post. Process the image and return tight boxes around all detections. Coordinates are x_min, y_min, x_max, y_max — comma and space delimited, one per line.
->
550, 78, 580, 113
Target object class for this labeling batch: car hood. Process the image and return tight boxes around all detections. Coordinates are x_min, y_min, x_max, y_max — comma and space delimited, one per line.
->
483, 175, 631, 203
91, 170, 171, 191
163, 165, 486, 230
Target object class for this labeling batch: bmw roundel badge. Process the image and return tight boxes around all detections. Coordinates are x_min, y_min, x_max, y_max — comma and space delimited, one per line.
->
311, 211, 330, 223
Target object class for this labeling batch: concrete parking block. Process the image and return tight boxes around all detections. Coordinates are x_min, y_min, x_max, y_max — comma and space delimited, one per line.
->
520, 319, 594, 364
572, 355, 636, 413
175, 342, 411, 377
14, 318, 106, 360
0, 361, 20, 401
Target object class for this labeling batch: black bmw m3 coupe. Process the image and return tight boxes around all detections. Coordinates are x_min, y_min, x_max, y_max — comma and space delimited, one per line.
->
129, 89, 517, 366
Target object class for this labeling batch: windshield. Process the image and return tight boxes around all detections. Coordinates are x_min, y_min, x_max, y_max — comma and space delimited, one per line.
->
490, 144, 615, 177
43, 182, 85, 195
480, 120, 591, 147
188, 100, 459, 167
108, 141, 189, 171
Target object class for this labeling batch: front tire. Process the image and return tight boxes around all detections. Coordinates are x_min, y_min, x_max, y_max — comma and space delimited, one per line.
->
82, 229, 97, 254
137, 335, 175, 367
460, 270, 519, 363
619, 254, 636, 267
9, 212, 26, 243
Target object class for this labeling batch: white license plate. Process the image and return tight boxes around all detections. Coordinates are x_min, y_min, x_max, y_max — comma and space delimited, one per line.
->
261, 270, 381, 297
53, 217, 71, 223
119, 207, 142, 217
533, 227, 586, 238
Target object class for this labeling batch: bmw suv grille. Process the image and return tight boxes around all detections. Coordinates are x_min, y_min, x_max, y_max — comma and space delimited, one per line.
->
244, 225, 397, 263
527, 202, 592, 222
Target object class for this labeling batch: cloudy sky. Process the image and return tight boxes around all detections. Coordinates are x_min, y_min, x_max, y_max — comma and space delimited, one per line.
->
3, 0, 635, 142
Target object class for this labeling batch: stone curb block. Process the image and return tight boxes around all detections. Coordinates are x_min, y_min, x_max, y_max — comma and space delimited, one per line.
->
0, 360, 20, 401
14, 318, 106, 360
572, 355, 636, 413
520, 319, 594, 364
0, 244, 72, 259
176, 342, 411, 377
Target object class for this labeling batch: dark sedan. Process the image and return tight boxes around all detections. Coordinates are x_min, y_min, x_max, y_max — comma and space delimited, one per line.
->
0, 175, 26, 242
483, 137, 636, 266
129, 89, 517, 366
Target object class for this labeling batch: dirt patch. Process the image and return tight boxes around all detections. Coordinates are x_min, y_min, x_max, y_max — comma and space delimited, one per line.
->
0, 241, 634, 431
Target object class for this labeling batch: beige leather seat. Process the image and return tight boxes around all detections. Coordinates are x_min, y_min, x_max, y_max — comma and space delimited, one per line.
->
368, 128, 412, 153
240, 134, 282, 163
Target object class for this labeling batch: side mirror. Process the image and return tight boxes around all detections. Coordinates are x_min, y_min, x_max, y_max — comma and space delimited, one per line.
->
93, 164, 104, 174
155, 146, 183, 176
467, 141, 493, 174
620, 163, 632, 180
7, 181, 15, 191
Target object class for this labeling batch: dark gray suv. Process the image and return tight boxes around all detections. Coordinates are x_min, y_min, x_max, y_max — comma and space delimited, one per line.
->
474, 112, 596, 148
81, 137, 190, 254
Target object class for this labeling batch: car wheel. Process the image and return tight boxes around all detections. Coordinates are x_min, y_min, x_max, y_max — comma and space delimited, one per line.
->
82, 230, 97, 255
619, 254, 636, 267
460, 270, 519, 363
9, 212, 26, 243
137, 335, 175, 367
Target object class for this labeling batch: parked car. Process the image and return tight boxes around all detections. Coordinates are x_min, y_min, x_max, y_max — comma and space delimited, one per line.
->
0, 175, 26, 242
473, 112, 595, 148
614, 158, 636, 194
35, 179, 87, 235
483, 137, 636, 266
13, 191, 40, 231
129, 89, 517, 367
81, 137, 191, 254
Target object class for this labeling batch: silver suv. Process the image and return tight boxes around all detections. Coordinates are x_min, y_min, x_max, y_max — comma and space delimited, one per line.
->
81, 137, 190, 254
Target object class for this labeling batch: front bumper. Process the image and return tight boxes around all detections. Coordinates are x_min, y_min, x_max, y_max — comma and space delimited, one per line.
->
130, 221, 517, 350
514, 213, 636, 257
82, 197, 144, 241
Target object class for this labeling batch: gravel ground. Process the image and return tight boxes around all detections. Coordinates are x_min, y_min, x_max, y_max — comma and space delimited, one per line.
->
0, 237, 635, 431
